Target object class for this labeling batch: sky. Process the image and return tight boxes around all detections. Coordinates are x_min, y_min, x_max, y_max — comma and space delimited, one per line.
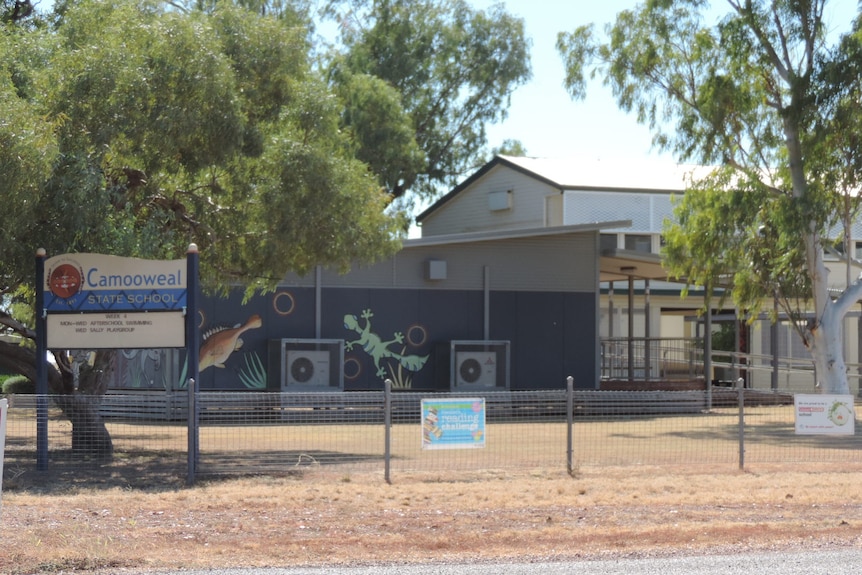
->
473, 0, 859, 164
474, 0, 667, 162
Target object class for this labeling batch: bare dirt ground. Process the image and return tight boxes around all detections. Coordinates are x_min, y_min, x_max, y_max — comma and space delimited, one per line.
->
2, 464, 862, 574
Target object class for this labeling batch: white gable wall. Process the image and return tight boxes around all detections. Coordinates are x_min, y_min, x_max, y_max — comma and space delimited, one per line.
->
419, 165, 560, 237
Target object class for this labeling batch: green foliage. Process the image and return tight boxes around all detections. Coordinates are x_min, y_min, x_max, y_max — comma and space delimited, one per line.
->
711, 322, 736, 353
2, 0, 402, 296
559, 0, 862, 392
0, 0, 408, 384
2, 374, 34, 394
327, 0, 531, 203
490, 139, 528, 159
559, 0, 861, 321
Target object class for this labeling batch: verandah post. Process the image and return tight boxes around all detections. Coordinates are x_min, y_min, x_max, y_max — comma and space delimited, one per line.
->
737, 377, 745, 470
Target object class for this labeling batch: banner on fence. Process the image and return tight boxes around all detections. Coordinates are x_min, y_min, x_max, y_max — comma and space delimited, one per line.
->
1, 398, 7, 507
421, 398, 485, 450
794, 394, 856, 435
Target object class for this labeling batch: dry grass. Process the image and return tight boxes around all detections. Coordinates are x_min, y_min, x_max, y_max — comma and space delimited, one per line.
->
2, 464, 862, 574
3, 404, 862, 573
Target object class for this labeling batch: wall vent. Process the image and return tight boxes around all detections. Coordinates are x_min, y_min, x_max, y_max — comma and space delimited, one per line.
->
488, 189, 512, 211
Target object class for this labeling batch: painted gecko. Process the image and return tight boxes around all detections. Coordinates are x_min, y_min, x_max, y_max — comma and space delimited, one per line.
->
344, 309, 428, 378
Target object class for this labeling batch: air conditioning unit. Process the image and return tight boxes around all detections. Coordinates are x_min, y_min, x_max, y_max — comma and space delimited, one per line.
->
285, 350, 331, 388
455, 351, 498, 388
449, 340, 510, 391
268, 338, 344, 392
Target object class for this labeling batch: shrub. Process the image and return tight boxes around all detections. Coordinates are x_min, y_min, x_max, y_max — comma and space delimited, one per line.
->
2, 375, 35, 394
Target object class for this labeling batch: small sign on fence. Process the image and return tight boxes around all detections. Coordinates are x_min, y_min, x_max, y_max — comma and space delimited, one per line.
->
421, 397, 486, 450
1, 398, 8, 508
794, 394, 856, 435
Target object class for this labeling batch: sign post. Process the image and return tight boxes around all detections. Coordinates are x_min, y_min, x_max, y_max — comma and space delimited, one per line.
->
35, 249, 48, 471
0, 398, 8, 509
185, 244, 200, 485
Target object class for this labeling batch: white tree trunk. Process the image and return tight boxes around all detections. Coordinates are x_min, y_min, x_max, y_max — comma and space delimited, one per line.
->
809, 307, 850, 395
787, 116, 854, 395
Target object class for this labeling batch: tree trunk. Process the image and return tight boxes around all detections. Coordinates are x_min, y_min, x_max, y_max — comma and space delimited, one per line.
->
785, 114, 851, 395
53, 394, 114, 458
57, 350, 117, 459
809, 305, 851, 395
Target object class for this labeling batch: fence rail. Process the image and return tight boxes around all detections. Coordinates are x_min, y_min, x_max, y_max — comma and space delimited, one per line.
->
3, 386, 861, 487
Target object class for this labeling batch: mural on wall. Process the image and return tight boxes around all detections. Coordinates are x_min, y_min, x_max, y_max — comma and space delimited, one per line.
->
199, 313, 266, 389
120, 349, 165, 388
343, 309, 429, 388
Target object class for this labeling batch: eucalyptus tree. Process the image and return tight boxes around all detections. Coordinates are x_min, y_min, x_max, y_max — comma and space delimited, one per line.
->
325, 0, 532, 206
558, 0, 862, 394
1, 0, 403, 453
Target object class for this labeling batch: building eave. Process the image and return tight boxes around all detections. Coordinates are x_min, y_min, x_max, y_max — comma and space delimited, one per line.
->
403, 220, 632, 249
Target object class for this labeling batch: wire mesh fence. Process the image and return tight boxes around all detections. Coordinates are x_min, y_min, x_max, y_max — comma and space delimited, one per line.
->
3, 387, 862, 487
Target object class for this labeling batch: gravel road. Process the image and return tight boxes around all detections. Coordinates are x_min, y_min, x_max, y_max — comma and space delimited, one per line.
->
153, 548, 862, 575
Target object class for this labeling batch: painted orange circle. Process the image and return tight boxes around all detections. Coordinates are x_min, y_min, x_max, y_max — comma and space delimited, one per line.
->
49, 264, 82, 298
343, 356, 362, 380
406, 324, 428, 347
273, 291, 296, 316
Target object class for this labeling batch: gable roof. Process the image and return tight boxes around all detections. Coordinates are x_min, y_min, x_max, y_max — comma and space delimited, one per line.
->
416, 154, 710, 223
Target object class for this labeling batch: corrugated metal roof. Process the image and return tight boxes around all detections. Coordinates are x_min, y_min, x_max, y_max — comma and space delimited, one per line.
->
498, 155, 711, 191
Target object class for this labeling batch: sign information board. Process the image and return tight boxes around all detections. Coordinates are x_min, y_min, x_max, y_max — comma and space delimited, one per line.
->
42, 252, 188, 349
421, 398, 486, 450
47, 311, 186, 349
794, 394, 856, 435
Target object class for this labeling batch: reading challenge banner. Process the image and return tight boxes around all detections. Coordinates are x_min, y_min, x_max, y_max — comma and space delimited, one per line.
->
794, 394, 856, 435
421, 398, 486, 450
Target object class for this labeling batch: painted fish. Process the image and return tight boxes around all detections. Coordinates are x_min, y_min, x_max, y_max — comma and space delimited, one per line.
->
199, 314, 262, 371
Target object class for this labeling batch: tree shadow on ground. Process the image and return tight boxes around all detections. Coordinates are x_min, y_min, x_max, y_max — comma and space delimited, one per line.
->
2, 447, 384, 493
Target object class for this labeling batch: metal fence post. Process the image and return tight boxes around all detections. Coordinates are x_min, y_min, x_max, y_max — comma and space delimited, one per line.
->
187, 378, 197, 486
566, 376, 574, 476
384, 378, 392, 484
737, 377, 745, 470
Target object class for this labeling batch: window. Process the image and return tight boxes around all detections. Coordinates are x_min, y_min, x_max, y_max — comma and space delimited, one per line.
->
624, 234, 652, 253
600, 234, 618, 252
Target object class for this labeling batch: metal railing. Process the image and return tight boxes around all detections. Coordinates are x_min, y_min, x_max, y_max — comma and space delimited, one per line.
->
3, 382, 861, 487
601, 337, 705, 381
599, 337, 862, 396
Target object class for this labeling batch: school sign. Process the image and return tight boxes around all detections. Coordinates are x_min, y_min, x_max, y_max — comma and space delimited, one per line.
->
42, 253, 188, 348
34, 248, 201, 471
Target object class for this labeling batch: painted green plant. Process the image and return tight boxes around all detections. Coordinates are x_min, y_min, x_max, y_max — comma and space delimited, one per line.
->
238, 352, 267, 389
176, 357, 188, 389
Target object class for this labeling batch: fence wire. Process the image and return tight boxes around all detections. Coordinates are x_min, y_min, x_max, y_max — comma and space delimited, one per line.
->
2, 389, 862, 487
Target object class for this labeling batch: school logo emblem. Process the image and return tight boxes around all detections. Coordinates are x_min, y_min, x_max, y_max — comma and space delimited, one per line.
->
47, 261, 84, 299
